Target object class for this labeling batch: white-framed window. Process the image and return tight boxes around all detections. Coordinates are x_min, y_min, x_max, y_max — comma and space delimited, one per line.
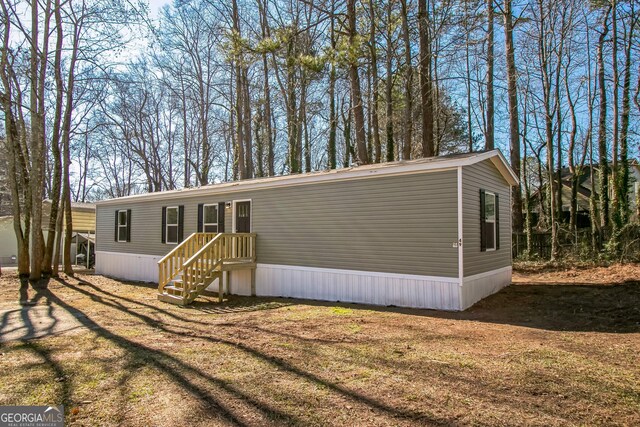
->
117, 210, 128, 242
484, 191, 496, 251
203, 204, 218, 233
166, 206, 179, 244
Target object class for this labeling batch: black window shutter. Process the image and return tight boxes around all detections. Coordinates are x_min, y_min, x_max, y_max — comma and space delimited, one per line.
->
218, 202, 225, 232
115, 211, 118, 241
161, 206, 166, 243
197, 203, 204, 233
126, 209, 132, 242
178, 205, 185, 242
480, 189, 486, 252
495, 194, 500, 250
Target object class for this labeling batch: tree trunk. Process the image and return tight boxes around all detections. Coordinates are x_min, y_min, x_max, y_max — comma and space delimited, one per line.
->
299, 71, 310, 173
0, 93, 31, 277
232, 0, 246, 180
418, 0, 434, 157
286, 40, 300, 173
369, 0, 381, 163
258, 0, 274, 176
347, 0, 369, 165
342, 96, 352, 168
486, 0, 495, 151
618, 2, 635, 224
255, 106, 264, 178
521, 102, 533, 255
611, 2, 620, 230
565, 61, 580, 236
554, 8, 567, 226
537, 0, 558, 259
504, 0, 522, 233
61, 12, 82, 276
464, 0, 473, 153
43, 0, 65, 276
597, 7, 611, 229
29, 0, 51, 281
384, 0, 394, 162
400, 0, 413, 160
243, 67, 253, 178
52, 196, 65, 277
328, 0, 337, 169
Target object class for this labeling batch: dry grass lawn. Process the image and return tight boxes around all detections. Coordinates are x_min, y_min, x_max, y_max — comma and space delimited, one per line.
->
0, 264, 639, 426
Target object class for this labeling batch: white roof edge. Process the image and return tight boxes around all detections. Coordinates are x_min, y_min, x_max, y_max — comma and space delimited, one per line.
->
487, 150, 520, 186
96, 150, 518, 206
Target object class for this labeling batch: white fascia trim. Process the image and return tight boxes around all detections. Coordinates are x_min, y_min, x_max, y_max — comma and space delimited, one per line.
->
256, 263, 460, 283
489, 150, 520, 186
457, 166, 464, 284
462, 265, 512, 283
96, 150, 516, 206
95, 250, 162, 260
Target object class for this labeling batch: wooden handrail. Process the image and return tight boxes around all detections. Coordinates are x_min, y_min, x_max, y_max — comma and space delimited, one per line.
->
158, 232, 256, 298
182, 233, 223, 268
180, 233, 257, 298
157, 232, 218, 292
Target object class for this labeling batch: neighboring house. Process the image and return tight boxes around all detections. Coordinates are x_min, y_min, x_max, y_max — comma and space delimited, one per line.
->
0, 216, 18, 267
531, 161, 640, 226
0, 201, 96, 267
95, 150, 518, 311
42, 200, 96, 235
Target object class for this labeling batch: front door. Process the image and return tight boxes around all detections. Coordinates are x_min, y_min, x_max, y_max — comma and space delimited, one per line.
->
235, 201, 251, 232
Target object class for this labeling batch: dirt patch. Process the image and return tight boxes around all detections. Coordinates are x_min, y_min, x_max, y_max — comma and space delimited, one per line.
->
0, 305, 88, 342
513, 262, 640, 285
0, 266, 638, 426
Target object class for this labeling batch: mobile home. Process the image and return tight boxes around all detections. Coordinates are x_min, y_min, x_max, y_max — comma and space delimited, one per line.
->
95, 149, 518, 311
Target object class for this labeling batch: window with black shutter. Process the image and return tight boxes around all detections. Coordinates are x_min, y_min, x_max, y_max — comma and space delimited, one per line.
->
198, 202, 225, 233
202, 204, 218, 233
197, 203, 204, 233
126, 209, 131, 242
165, 206, 179, 244
116, 210, 129, 242
161, 206, 167, 243
178, 205, 184, 242
218, 202, 225, 232
480, 189, 498, 251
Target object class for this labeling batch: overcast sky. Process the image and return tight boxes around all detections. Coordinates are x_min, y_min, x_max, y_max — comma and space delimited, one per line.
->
147, 0, 170, 18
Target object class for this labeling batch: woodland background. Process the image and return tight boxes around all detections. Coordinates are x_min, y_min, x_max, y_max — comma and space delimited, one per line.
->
1, 0, 639, 279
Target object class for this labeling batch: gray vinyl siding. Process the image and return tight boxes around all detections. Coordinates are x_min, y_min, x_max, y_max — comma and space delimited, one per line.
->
462, 160, 512, 277
96, 170, 459, 277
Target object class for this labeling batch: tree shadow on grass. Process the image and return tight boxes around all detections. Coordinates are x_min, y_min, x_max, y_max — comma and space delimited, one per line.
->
30, 278, 449, 426
0, 278, 82, 342
459, 281, 640, 333
29, 282, 298, 426
69, 278, 348, 346
74, 272, 640, 333
20, 341, 72, 410
74, 278, 292, 323
252, 281, 640, 334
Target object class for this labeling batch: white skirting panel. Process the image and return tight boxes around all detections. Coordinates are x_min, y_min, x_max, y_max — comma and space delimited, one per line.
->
229, 270, 252, 296
95, 251, 161, 283
95, 251, 510, 311
460, 266, 512, 310
255, 263, 461, 310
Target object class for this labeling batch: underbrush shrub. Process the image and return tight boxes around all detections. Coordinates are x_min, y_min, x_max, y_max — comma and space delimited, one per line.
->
604, 223, 640, 262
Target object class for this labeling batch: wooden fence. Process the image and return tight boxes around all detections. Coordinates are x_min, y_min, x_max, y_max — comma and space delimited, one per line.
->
512, 225, 640, 260
512, 229, 606, 260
